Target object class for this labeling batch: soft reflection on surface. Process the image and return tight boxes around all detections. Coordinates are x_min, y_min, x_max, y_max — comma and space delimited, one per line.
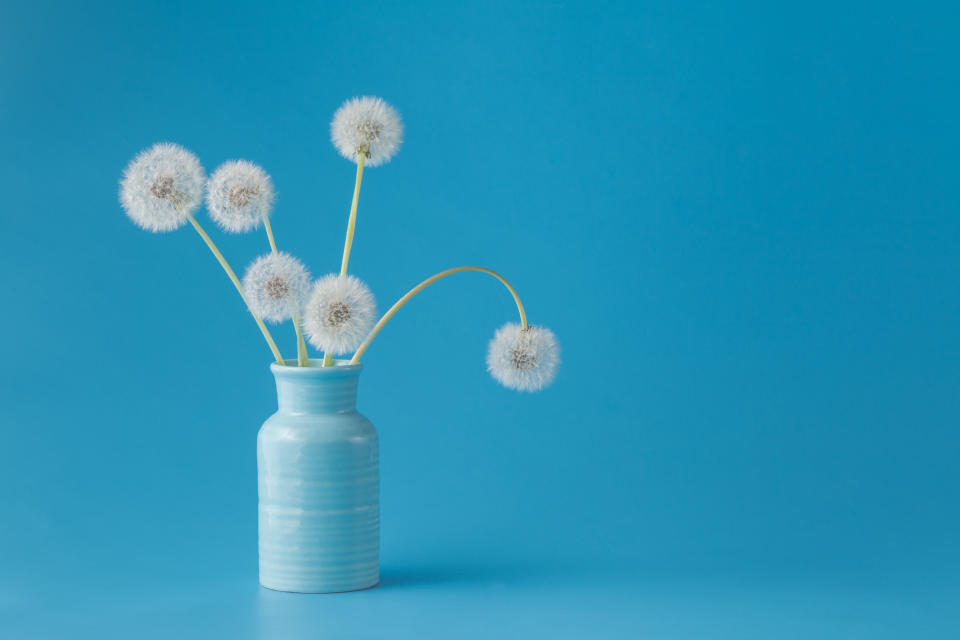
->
254, 562, 541, 639
4, 565, 960, 639
251, 564, 960, 640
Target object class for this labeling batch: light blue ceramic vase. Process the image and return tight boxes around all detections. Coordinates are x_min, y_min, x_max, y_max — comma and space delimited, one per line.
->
258, 359, 379, 593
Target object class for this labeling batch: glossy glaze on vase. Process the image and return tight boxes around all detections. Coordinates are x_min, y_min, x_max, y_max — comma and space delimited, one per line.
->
258, 360, 379, 593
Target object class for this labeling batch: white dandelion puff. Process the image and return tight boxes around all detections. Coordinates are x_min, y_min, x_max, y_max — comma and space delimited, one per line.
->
242, 252, 311, 323
206, 160, 276, 233
486, 323, 560, 392
330, 96, 403, 167
119, 142, 205, 232
304, 275, 377, 354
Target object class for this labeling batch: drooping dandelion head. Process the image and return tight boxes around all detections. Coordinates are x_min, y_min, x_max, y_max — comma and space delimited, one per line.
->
330, 96, 403, 167
303, 274, 377, 354
242, 252, 311, 323
119, 143, 205, 232
206, 160, 276, 233
486, 323, 560, 392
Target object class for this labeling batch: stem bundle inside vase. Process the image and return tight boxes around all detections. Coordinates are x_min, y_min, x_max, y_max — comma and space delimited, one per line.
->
117, 96, 560, 391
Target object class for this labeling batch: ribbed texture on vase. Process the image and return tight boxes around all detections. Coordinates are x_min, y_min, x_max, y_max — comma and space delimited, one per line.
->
258, 504, 379, 592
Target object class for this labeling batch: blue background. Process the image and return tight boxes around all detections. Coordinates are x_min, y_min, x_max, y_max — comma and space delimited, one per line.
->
2, 1, 958, 637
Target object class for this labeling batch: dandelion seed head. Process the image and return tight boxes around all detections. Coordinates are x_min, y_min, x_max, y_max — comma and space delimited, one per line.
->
330, 96, 403, 167
486, 323, 560, 392
119, 143, 205, 232
242, 252, 311, 323
206, 160, 275, 233
304, 274, 377, 354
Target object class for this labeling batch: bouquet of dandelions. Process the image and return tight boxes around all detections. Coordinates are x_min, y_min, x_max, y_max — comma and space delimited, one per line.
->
119, 97, 559, 392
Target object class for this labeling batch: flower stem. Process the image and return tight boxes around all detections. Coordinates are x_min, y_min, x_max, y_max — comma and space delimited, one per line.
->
263, 215, 279, 254
339, 150, 366, 275
263, 216, 309, 366
349, 266, 528, 364
187, 214, 284, 364
323, 151, 367, 367
293, 313, 309, 366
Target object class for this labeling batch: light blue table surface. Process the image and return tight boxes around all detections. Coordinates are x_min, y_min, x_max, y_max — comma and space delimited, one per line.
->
4, 554, 959, 638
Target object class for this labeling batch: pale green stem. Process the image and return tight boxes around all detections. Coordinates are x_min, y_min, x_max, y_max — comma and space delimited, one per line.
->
187, 214, 283, 364
323, 150, 366, 367
263, 215, 279, 254
350, 266, 529, 364
262, 216, 309, 366
293, 313, 308, 365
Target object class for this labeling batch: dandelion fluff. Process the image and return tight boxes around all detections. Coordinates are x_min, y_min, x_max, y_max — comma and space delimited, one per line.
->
242, 252, 311, 323
486, 323, 560, 392
330, 96, 403, 167
206, 160, 275, 233
304, 274, 377, 354
119, 143, 205, 232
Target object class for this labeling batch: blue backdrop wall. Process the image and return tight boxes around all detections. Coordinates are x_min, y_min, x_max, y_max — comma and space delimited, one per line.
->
1, 1, 958, 637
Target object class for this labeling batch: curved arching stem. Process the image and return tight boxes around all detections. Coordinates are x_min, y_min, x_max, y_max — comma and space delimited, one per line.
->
186, 214, 284, 364
350, 266, 528, 364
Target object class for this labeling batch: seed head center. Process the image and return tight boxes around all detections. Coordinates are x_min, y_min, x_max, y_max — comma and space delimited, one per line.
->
325, 301, 352, 328
356, 119, 382, 147
151, 174, 184, 207
228, 184, 259, 208
264, 276, 290, 300
512, 348, 537, 371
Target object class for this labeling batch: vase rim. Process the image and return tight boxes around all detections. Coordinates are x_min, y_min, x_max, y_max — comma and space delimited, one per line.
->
270, 359, 363, 375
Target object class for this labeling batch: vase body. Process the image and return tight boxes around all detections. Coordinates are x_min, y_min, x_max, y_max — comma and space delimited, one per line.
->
258, 360, 379, 593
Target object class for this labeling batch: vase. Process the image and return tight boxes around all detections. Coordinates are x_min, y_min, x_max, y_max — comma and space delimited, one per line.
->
257, 359, 379, 593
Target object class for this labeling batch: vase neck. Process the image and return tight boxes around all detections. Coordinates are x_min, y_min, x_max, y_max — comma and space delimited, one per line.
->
271, 362, 362, 414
